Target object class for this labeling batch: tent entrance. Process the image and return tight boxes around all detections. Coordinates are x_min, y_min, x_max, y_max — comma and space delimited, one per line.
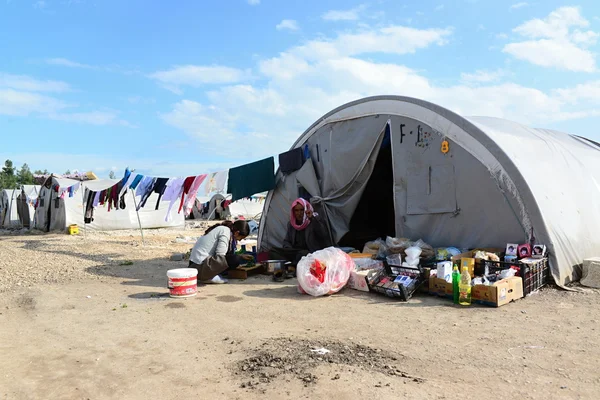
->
339, 125, 395, 249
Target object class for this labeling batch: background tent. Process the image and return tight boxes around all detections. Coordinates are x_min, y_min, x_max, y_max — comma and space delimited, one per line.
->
34, 177, 185, 232
0, 185, 40, 228
258, 95, 600, 287
190, 193, 265, 221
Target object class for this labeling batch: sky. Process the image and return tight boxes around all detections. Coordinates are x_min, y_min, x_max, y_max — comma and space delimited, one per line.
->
1, 0, 600, 178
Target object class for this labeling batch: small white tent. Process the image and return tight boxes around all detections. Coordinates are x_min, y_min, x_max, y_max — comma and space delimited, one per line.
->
0, 185, 40, 228
34, 177, 185, 232
191, 193, 265, 221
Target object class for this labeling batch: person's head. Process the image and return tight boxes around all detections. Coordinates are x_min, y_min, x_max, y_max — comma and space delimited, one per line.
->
231, 220, 250, 241
293, 202, 305, 223
290, 198, 314, 231
205, 220, 250, 240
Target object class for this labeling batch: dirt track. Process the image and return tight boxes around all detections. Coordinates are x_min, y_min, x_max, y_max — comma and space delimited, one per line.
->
0, 229, 599, 399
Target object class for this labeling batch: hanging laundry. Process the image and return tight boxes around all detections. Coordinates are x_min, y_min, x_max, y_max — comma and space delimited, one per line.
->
162, 177, 185, 222
279, 147, 304, 175
99, 189, 107, 205
152, 177, 170, 210
93, 191, 101, 207
183, 175, 207, 216
108, 183, 119, 211
178, 176, 196, 214
84, 189, 95, 224
120, 172, 138, 198
227, 157, 275, 201
204, 170, 228, 195
129, 174, 144, 190
136, 176, 157, 210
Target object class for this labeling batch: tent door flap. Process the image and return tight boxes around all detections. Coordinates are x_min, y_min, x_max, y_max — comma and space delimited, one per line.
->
406, 164, 458, 215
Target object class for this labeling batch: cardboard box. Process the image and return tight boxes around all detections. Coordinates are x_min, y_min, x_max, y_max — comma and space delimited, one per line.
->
428, 277, 453, 298
348, 269, 371, 292
472, 276, 523, 307
451, 248, 503, 276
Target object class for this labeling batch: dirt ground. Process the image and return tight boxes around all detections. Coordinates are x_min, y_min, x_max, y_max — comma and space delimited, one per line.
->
0, 227, 599, 400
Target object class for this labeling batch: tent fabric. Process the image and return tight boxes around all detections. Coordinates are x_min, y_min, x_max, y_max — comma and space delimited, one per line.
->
0, 186, 41, 228
34, 177, 185, 231
258, 95, 600, 287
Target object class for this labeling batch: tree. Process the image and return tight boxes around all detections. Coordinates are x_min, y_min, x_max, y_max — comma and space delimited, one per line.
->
34, 169, 49, 175
64, 169, 71, 175
108, 171, 116, 179
17, 163, 34, 186
0, 159, 18, 189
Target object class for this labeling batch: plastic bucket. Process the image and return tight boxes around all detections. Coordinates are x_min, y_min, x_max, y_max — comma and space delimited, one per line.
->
167, 268, 198, 298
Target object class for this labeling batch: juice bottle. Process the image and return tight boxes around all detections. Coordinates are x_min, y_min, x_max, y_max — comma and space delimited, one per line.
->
459, 267, 472, 306
452, 265, 460, 304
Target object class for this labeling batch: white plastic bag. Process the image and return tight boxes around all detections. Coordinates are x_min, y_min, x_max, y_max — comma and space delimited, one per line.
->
297, 247, 355, 297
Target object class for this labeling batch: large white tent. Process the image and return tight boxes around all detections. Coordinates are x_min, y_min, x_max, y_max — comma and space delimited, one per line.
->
34, 177, 184, 232
259, 96, 600, 287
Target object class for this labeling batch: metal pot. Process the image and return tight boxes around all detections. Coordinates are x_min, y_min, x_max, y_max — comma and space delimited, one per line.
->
263, 260, 287, 274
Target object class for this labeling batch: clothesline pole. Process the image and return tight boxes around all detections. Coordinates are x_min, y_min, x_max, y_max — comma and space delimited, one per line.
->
130, 190, 145, 246
81, 184, 87, 240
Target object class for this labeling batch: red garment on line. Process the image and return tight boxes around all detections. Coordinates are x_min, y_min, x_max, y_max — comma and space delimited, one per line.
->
178, 176, 196, 214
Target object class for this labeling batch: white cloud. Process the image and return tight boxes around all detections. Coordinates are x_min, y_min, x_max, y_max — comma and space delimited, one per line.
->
0, 73, 133, 126
555, 81, 600, 104
46, 58, 94, 69
503, 6, 598, 72
510, 2, 528, 10
276, 19, 299, 31
496, 33, 508, 39
157, 21, 600, 159
435, 5, 444, 11
322, 5, 366, 21
0, 73, 71, 92
149, 65, 248, 94
247, 0, 260, 5
259, 25, 453, 80
0, 89, 67, 116
461, 69, 506, 84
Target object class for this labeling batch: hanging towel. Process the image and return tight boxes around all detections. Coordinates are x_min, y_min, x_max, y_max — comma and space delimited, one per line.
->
227, 157, 276, 201
130, 174, 144, 190
279, 148, 304, 175
183, 174, 207, 216
178, 176, 196, 214
204, 170, 228, 195
99, 189, 107, 205
162, 177, 185, 222
152, 177, 170, 210
84, 189, 95, 223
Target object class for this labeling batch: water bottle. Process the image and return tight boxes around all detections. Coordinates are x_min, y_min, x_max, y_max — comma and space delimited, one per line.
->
452, 265, 460, 304
459, 267, 472, 306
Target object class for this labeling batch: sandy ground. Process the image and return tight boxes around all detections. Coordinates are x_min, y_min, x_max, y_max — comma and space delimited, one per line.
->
1, 227, 599, 400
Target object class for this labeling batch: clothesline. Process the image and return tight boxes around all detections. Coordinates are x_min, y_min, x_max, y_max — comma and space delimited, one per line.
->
79, 144, 310, 224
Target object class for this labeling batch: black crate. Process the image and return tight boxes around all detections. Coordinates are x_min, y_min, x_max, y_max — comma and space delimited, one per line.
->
479, 257, 549, 296
366, 267, 424, 301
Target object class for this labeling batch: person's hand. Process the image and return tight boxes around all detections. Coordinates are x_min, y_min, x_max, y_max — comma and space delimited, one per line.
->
241, 254, 254, 261
305, 208, 314, 219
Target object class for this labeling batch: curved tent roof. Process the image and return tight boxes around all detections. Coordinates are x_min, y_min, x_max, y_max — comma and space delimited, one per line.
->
258, 96, 600, 287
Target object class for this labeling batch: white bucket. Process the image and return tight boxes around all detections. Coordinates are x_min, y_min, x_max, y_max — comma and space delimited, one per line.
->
167, 268, 198, 298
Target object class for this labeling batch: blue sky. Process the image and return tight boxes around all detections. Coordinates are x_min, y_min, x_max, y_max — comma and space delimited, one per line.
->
1, 0, 599, 178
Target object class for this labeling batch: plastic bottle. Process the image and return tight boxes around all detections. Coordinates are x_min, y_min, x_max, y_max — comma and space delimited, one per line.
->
459, 267, 472, 306
452, 265, 460, 304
